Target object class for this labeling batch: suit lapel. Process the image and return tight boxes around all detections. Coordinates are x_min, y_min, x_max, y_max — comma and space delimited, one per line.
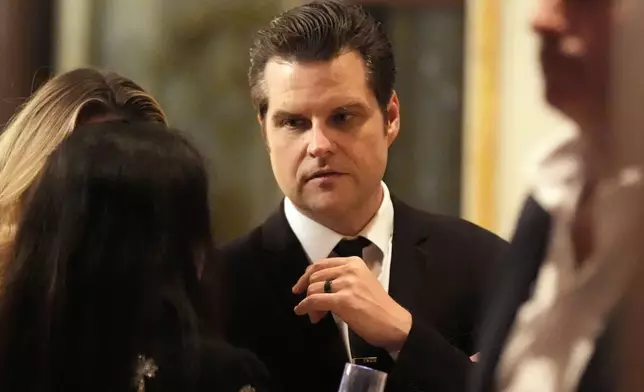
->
260, 202, 348, 368
387, 198, 474, 344
261, 202, 311, 312
388, 198, 429, 314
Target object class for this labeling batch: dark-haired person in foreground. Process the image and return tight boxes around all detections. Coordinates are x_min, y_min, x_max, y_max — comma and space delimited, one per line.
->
222, 1, 508, 391
0, 122, 270, 392
0, 67, 167, 268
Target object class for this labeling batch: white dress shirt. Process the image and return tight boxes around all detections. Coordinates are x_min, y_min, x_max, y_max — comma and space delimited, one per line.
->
497, 129, 644, 392
284, 181, 394, 361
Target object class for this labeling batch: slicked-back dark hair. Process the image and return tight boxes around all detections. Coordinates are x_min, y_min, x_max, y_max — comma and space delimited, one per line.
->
248, 0, 396, 118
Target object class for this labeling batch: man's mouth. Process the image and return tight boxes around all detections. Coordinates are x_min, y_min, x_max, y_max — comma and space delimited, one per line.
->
307, 170, 343, 181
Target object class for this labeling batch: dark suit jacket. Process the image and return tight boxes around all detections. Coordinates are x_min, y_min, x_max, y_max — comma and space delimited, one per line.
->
222, 198, 508, 392
469, 197, 619, 392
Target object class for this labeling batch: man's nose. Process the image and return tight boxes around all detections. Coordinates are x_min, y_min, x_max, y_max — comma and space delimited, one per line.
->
307, 125, 334, 158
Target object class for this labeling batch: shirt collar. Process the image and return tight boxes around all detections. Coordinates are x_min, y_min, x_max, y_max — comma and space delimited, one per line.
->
531, 126, 643, 214
530, 126, 584, 213
284, 182, 394, 262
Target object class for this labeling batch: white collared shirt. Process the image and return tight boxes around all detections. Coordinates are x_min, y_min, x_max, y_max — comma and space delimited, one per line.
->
497, 129, 644, 392
284, 181, 394, 360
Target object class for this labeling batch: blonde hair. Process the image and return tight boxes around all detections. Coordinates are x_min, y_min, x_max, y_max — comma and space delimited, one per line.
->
0, 67, 167, 263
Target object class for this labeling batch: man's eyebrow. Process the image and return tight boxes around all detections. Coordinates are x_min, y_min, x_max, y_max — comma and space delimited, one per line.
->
270, 101, 370, 121
334, 101, 369, 112
272, 110, 304, 120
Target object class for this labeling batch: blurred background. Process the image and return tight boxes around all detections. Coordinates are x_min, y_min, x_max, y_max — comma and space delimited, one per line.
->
0, 0, 572, 242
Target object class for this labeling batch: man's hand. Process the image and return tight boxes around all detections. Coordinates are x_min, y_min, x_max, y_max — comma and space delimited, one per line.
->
292, 256, 412, 352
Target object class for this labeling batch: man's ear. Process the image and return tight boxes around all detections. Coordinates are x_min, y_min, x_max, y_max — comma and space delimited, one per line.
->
258, 114, 270, 152
385, 91, 400, 146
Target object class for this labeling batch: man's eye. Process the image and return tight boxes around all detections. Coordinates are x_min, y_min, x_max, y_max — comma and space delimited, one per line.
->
331, 112, 354, 125
281, 118, 308, 129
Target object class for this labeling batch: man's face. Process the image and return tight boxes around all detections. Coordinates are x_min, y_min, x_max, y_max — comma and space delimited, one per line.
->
260, 51, 400, 221
532, 0, 612, 125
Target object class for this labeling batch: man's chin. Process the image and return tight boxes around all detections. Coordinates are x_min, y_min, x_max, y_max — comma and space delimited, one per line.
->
544, 88, 580, 117
545, 93, 598, 127
299, 191, 350, 215
305, 197, 345, 215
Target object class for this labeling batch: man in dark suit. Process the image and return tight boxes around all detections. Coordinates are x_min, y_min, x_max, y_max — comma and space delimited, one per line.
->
222, 1, 507, 391
469, 1, 644, 392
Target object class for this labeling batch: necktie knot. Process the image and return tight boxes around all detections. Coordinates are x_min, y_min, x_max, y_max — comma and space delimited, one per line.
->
333, 237, 371, 258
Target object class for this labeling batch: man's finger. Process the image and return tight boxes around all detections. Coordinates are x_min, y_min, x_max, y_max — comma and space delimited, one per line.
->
307, 281, 325, 296
292, 258, 350, 293
294, 293, 337, 315
309, 265, 347, 284
307, 277, 348, 296
292, 269, 314, 294
308, 311, 327, 324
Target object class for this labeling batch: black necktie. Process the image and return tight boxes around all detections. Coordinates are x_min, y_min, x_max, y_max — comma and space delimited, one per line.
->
332, 237, 394, 373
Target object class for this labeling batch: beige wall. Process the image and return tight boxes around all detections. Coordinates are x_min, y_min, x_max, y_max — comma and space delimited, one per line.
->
55, 0, 92, 71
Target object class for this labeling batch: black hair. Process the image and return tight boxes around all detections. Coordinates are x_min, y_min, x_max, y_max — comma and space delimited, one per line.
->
249, 0, 396, 118
0, 121, 220, 392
